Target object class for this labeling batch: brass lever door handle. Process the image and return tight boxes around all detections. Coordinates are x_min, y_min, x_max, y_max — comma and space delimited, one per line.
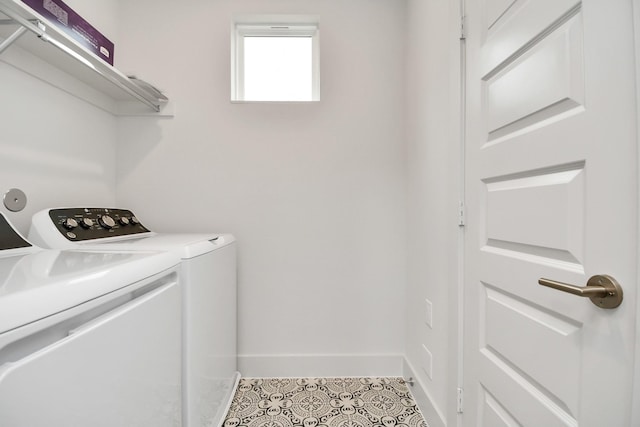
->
538, 275, 623, 309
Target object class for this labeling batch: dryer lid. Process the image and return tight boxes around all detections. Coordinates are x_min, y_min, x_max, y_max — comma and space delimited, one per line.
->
0, 249, 179, 334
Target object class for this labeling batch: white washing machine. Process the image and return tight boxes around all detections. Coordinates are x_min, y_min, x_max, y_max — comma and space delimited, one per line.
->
0, 213, 182, 427
29, 207, 239, 427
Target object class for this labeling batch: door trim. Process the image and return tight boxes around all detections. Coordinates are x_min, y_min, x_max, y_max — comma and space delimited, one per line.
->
632, 0, 640, 425
455, 0, 466, 425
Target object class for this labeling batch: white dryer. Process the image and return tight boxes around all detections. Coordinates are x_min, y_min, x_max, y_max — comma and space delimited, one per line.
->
0, 213, 182, 427
29, 207, 238, 427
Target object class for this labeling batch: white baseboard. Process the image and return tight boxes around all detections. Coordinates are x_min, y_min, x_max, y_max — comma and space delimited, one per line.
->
402, 358, 447, 427
238, 353, 404, 378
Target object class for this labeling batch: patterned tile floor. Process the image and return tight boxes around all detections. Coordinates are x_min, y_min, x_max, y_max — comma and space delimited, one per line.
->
223, 377, 428, 427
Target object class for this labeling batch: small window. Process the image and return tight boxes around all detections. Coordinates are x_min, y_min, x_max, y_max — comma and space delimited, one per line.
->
232, 23, 320, 102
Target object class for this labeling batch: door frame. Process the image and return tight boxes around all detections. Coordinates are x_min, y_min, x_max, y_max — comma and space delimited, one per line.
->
632, 0, 640, 425
452, 0, 465, 425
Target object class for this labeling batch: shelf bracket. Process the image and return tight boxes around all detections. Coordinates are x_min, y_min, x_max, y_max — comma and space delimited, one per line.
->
0, 24, 26, 54
0, 14, 46, 56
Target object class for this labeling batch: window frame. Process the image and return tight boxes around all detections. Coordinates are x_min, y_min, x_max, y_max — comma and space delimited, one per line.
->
231, 23, 320, 102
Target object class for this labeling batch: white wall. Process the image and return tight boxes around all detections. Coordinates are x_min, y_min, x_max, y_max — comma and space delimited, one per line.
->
404, 0, 460, 426
0, 1, 119, 234
115, 0, 408, 375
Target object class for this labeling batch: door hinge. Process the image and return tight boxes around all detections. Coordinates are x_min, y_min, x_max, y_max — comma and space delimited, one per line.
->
457, 387, 464, 413
460, 15, 466, 40
458, 201, 465, 227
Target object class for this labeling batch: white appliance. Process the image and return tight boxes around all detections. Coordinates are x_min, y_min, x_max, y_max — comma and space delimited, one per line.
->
29, 207, 238, 427
0, 213, 182, 427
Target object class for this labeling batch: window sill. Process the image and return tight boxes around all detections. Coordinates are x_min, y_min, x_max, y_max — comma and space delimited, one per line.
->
230, 100, 320, 104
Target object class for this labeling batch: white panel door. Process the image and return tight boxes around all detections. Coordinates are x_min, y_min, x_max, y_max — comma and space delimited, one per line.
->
464, 0, 637, 426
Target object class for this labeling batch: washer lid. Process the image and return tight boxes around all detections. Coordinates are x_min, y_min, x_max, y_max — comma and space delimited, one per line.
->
70, 233, 236, 259
0, 249, 179, 334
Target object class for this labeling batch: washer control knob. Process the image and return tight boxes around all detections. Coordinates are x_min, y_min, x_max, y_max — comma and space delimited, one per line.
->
118, 217, 130, 226
99, 215, 116, 229
130, 216, 140, 225
80, 218, 94, 229
63, 218, 78, 229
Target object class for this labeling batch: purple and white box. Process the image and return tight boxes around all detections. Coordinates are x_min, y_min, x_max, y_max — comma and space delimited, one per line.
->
21, 0, 114, 65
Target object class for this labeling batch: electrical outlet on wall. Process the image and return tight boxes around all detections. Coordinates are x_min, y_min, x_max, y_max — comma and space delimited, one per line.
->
421, 344, 433, 380
425, 298, 433, 328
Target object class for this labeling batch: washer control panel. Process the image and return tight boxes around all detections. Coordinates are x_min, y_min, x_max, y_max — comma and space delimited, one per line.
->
48, 208, 151, 241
